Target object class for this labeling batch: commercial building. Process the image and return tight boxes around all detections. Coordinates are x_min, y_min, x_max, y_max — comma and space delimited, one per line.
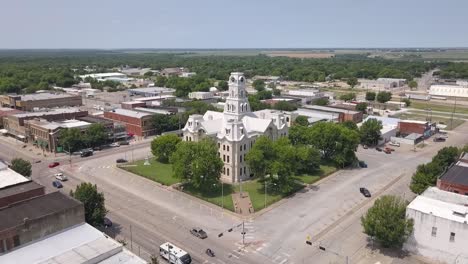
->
288, 89, 323, 97
0, 93, 82, 111
183, 73, 292, 183
429, 84, 468, 98
302, 105, 363, 123
133, 95, 177, 106
121, 101, 146, 109
104, 108, 155, 137
0, 108, 23, 128
2, 108, 88, 141
0, 180, 45, 208
359, 78, 406, 91
161, 67, 187, 77
437, 153, 468, 195
128, 87, 175, 97
188, 91, 214, 100
120, 67, 154, 76
294, 108, 339, 124
79, 72, 127, 81
180, 72, 197, 78
398, 120, 434, 137
405, 187, 468, 264
252, 75, 282, 84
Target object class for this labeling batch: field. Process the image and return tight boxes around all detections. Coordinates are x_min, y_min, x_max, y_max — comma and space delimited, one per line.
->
120, 158, 179, 186
410, 101, 468, 115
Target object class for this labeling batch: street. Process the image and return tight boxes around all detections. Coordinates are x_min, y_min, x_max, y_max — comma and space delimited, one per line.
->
1, 122, 467, 264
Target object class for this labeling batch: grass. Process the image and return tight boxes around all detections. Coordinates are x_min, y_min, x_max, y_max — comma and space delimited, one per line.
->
410, 101, 468, 115
121, 158, 180, 186
294, 164, 337, 184
183, 183, 235, 212
393, 112, 464, 130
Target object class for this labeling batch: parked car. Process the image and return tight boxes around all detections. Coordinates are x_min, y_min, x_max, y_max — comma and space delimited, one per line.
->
376, 147, 382, 152
54, 173, 67, 181
110, 142, 120, 147
385, 147, 395, 152
433, 137, 446, 142
116, 158, 127, 163
48, 162, 60, 168
35, 160, 41, 163
190, 228, 208, 239
52, 180, 63, 188
93, 146, 102, 151
80, 150, 93, 157
119, 141, 130, 145
358, 161, 367, 168
103, 217, 113, 228
362, 145, 368, 149
389, 141, 400, 147
384, 149, 392, 154
360, 187, 371, 197
22, 145, 27, 148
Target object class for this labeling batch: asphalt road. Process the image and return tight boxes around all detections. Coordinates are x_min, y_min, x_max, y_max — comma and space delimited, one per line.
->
2, 121, 467, 264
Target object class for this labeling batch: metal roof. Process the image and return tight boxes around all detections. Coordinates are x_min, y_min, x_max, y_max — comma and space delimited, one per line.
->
0, 164, 30, 189
440, 165, 468, 187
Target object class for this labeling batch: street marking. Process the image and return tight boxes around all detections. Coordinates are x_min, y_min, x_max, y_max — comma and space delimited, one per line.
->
228, 253, 239, 259
282, 252, 291, 257
278, 259, 288, 264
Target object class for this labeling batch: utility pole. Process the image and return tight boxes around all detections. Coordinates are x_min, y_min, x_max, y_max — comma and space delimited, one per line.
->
450, 97, 457, 129
130, 225, 133, 251
242, 221, 245, 245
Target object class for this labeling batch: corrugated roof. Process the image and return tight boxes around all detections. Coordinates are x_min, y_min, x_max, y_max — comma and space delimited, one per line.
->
440, 165, 468, 186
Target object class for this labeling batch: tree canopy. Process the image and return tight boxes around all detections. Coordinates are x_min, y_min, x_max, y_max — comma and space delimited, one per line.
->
376, 91, 392, 103
347, 77, 359, 88
359, 118, 383, 146
70, 183, 107, 226
252, 79, 265, 91
339, 93, 356, 102
355, 102, 368, 112
294, 116, 309, 126
365, 91, 376, 101
10, 158, 32, 177
361, 195, 413, 248
151, 134, 181, 163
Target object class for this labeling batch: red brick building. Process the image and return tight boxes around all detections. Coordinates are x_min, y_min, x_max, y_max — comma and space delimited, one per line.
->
437, 153, 468, 195
0, 181, 45, 208
104, 108, 155, 137
304, 105, 362, 123
398, 120, 434, 137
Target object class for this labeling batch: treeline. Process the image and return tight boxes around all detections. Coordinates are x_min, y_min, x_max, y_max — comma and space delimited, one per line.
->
436, 62, 468, 79
0, 51, 436, 94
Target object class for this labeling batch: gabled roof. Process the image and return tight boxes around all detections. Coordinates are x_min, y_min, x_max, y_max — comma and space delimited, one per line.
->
243, 116, 271, 134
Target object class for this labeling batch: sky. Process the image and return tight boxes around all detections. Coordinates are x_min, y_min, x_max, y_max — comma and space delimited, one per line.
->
1, 0, 467, 49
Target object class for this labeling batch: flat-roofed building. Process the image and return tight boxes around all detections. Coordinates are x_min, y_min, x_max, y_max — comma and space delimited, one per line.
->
429, 84, 468, 98
294, 108, 340, 124
288, 89, 323, 97
189, 91, 214, 100
104, 108, 155, 137
0, 93, 82, 111
437, 153, 468, 195
0, 181, 45, 208
398, 120, 434, 137
302, 105, 363, 123
359, 78, 406, 91
128, 87, 175, 97
404, 187, 468, 264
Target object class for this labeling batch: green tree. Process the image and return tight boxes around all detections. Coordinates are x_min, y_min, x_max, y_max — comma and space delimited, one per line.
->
341, 120, 358, 131
10, 158, 32, 177
295, 146, 321, 174
170, 139, 223, 190
314, 97, 329, 106
217, 80, 228, 91
376, 91, 392, 103
151, 114, 180, 135
245, 136, 275, 179
84, 123, 108, 148
408, 80, 418, 90
402, 98, 411, 107
347, 77, 359, 88
59, 128, 85, 153
359, 118, 383, 146
151, 134, 181, 163
273, 101, 297, 111
155, 75, 168, 87
143, 71, 154, 77
355, 102, 368, 112
70, 183, 107, 226
339, 93, 356, 102
361, 195, 413, 248
365, 91, 376, 101
272, 88, 281, 96
252, 79, 265, 91
294, 116, 309, 126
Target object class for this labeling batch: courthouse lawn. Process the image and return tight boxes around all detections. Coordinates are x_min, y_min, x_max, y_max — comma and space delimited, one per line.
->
294, 164, 337, 184
121, 158, 180, 186
183, 183, 235, 212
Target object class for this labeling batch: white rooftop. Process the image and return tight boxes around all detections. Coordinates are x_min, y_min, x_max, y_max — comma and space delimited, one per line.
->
80, 73, 127, 79
19, 93, 78, 101
0, 162, 30, 189
0, 223, 146, 264
110, 108, 152, 119
363, 116, 400, 128
13, 108, 83, 118
407, 187, 468, 224
134, 95, 176, 101
129, 87, 176, 93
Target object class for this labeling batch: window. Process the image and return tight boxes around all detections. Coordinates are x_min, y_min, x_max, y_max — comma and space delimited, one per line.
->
223, 167, 226, 174
431, 227, 437, 237
227, 146, 230, 151
465, 192, 468, 196
240, 155, 243, 162
13, 235, 20, 247
244, 167, 246, 175
227, 168, 230, 176
218, 143, 220, 148
244, 144, 246, 150
240, 145, 243, 151
223, 145, 225, 151
227, 156, 230, 163
223, 155, 226, 162
454, 190, 459, 194
450, 232, 455, 242
240, 168, 242, 175
241, 128, 244, 134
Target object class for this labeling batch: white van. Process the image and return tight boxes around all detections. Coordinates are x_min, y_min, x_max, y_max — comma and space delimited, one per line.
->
159, 242, 191, 264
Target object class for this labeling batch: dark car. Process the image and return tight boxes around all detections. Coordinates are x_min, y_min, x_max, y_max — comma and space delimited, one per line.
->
360, 187, 371, 197
116, 158, 127, 163
103, 217, 113, 228
35, 160, 42, 163
52, 180, 63, 188
48, 162, 60, 168
206, 248, 215, 257
93, 146, 102, 151
358, 161, 367, 168
190, 228, 208, 239
80, 150, 93, 157
433, 137, 446, 142
376, 147, 382, 152
119, 141, 130, 145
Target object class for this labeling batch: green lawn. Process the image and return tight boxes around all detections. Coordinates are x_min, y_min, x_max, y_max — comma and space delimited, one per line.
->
121, 158, 180, 186
182, 183, 235, 212
410, 101, 468, 115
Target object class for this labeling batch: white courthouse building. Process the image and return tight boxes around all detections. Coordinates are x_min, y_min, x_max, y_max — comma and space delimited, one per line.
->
182, 72, 295, 183
405, 187, 468, 264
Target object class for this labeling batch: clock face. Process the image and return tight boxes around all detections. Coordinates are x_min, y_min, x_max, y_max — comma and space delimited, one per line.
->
230, 77, 236, 82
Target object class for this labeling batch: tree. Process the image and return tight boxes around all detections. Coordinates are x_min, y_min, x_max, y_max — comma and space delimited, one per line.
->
59, 128, 85, 153
365, 91, 376, 101
361, 195, 413, 248
252, 79, 265, 91
347, 77, 359, 88
376, 91, 392, 103
267, 82, 276, 89
170, 139, 223, 190
84, 123, 108, 148
294, 116, 309, 126
339, 93, 356, 102
408, 80, 418, 90
341, 120, 358, 131
155, 75, 167, 87
295, 146, 321, 174
151, 134, 181, 163
272, 88, 281, 96
218, 80, 228, 91
355, 102, 368, 112
273, 101, 297, 111
314, 97, 329, 106
402, 98, 411, 107
10, 158, 32, 177
245, 136, 275, 179
70, 183, 107, 226
359, 118, 383, 146
151, 114, 180, 135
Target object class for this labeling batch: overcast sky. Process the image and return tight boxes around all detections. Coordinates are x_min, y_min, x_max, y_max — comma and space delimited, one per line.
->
1, 0, 467, 49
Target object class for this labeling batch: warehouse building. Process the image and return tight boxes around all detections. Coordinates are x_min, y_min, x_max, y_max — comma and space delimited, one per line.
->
0, 93, 82, 111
